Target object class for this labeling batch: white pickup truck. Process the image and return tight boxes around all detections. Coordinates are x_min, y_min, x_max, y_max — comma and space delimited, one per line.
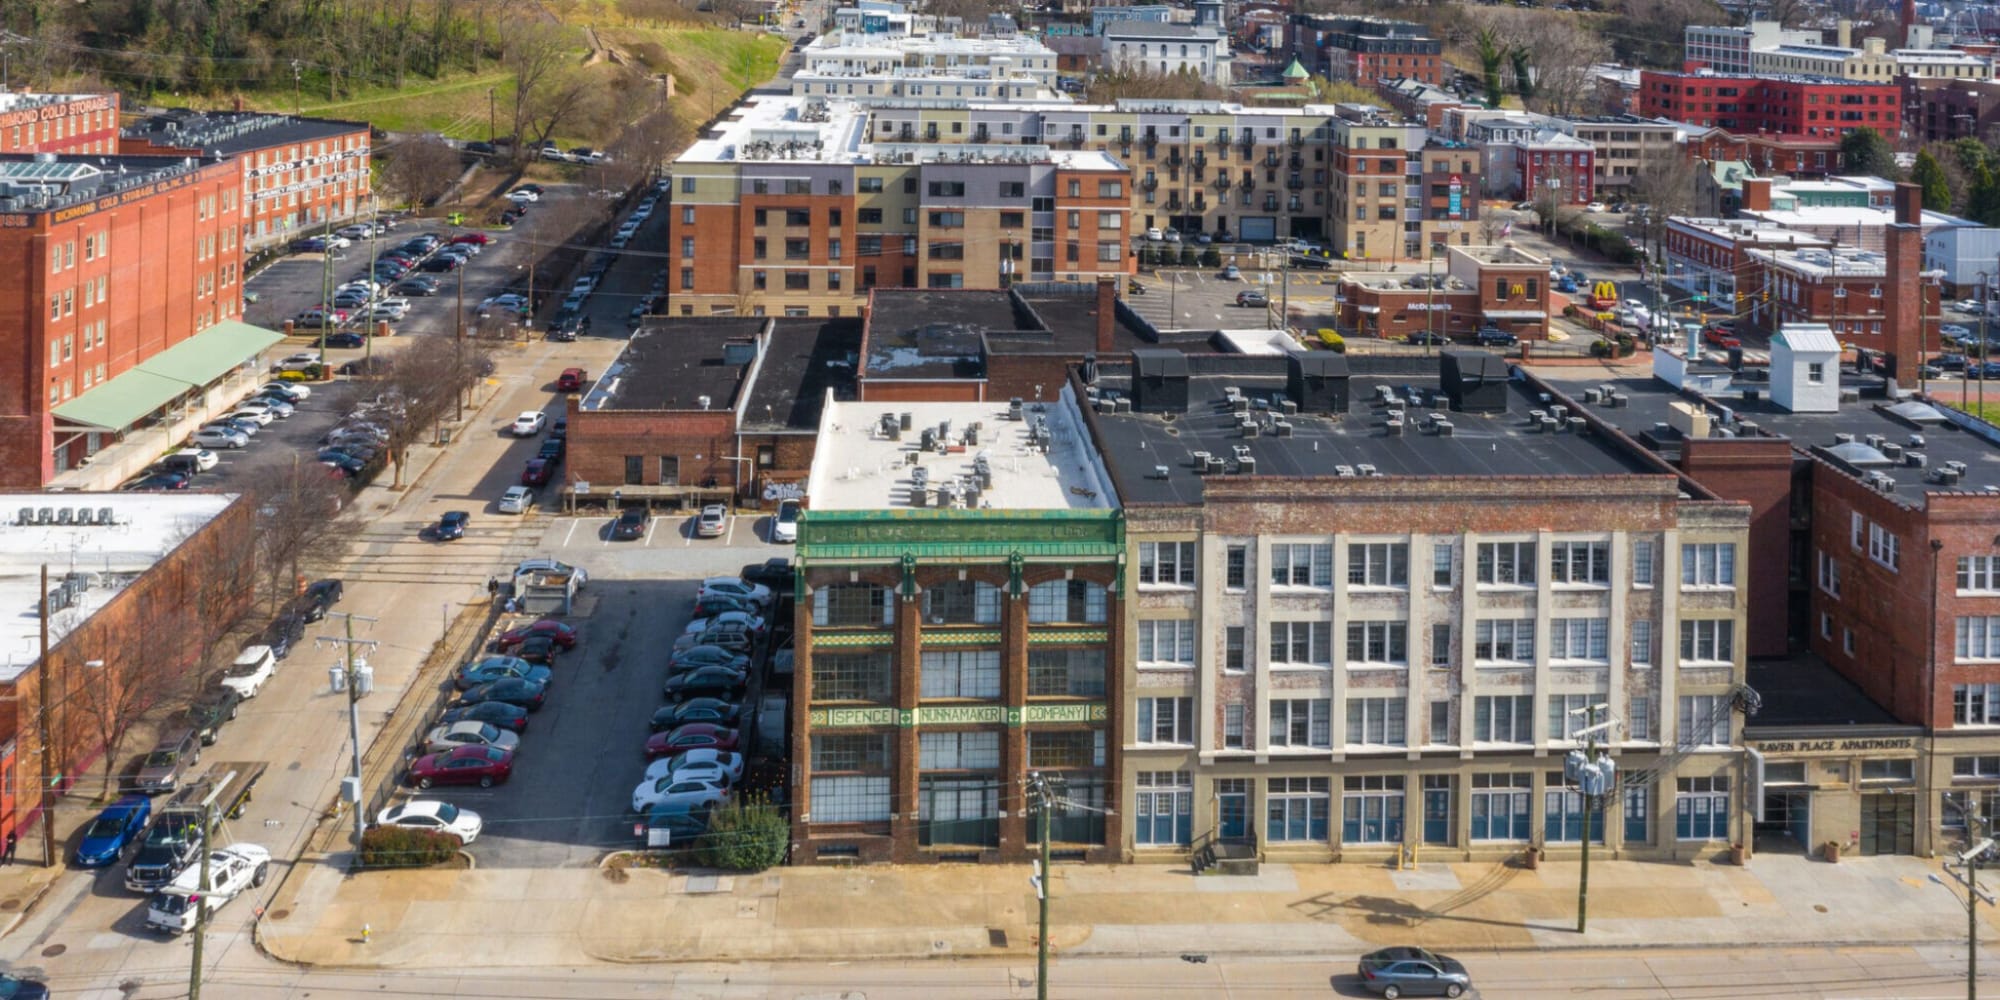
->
144, 844, 271, 934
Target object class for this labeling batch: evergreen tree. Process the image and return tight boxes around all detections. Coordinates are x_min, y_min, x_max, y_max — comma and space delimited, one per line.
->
1966, 164, 2000, 227
1912, 149, 1953, 211
1838, 128, 1899, 181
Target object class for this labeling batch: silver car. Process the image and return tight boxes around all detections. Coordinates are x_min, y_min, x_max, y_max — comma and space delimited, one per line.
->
192, 428, 248, 450
420, 720, 521, 756
1358, 947, 1471, 999
498, 486, 533, 514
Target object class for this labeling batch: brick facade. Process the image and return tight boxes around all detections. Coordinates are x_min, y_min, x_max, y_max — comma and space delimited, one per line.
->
562, 396, 739, 493
0, 93, 120, 155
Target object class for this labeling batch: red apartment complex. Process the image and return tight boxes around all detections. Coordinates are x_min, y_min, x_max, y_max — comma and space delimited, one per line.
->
121, 108, 373, 250
1639, 70, 1902, 139
0, 92, 121, 155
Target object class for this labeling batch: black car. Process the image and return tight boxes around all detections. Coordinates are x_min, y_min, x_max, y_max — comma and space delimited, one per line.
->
261, 614, 305, 660
319, 452, 367, 475
435, 511, 469, 541
457, 677, 548, 712
183, 686, 243, 746
663, 665, 748, 702
438, 700, 529, 733
1407, 331, 1451, 346
420, 256, 462, 273
550, 310, 590, 341
126, 472, 193, 492
324, 332, 366, 349
298, 579, 344, 622
1475, 326, 1518, 347
340, 357, 396, 377
393, 278, 441, 297
611, 506, 649, 541
513, 634, 560, 665
740, 557, 794, 591
650, 697, 742, 732
549, 418, 568, 440
537, 437, 565, 462
464, 140, 496, 156
501, 207, 526, 225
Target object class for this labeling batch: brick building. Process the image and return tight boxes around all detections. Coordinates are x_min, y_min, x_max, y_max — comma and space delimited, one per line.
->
1638, 70, 1902, 139
120, 109, 372, 250
0, 92, 121, 155
1661, 210, 1833, 309
1327, 107, 1483, 261
1558, 116, 1691, 196
1287, 15, 1442, 86
1335, 244, 1553, 343
1907, 77, 2000, 144
1514, 130, 1598, 207
0, 154, 278, 489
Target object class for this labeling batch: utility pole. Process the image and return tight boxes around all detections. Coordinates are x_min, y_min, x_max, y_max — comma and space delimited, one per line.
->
488, 87, 497, 144
1933, 817, 1994, 1000
1026, 771, 1066, 1000
35, 563, 54, 867
454, 234, 467, 423
315, 614, 378, 867
291, 59, 303, 116
366, 195, 379, 369
1566, 705, 1619, 934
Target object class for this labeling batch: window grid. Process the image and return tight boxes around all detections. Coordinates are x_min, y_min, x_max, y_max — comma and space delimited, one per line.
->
1474, 619, 1535, 663
1474, 695, 1534, 743
1269, 698, 1332, 748
1677, 694, 1731, 747
1476, 541, 1537, 585
1955, 684, 2000, 726
1550, 618, 1609, 661
1269, 621, 1332, 666
1550, 541, 1610, 585
920, 650, 1001, 700
1960, 556, 2000, 593
1345, 698, 1407, 746
1345, 621, 1408, 666
1957, 617, 2000, 661
1138, 542, 1196, 586
1136, 697, 1194, 744
1137, 620, 1197, 666
1346, 543, 1409, 587
812, 652, 892, 702
1679, 620, 1735, 663
1269, 543, 1332, 587
1681, 543, 1736, 587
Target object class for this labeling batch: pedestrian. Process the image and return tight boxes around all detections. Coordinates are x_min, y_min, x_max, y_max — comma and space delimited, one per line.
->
486, 576, 498, 597
5, 831, 18, 865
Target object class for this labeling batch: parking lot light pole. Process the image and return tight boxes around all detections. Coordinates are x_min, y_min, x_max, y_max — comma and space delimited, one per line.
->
316, 614, 377, 869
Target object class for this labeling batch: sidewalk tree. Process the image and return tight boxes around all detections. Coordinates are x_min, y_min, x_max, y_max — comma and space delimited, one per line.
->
249, 463, 349, 613
1629, 154, 1698, 260
74, 596, 201, 799
1913, 149, 1953, 212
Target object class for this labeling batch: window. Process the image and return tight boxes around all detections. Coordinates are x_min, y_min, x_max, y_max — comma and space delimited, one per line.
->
1428, 701, 1452, 744
1470, 772, 1532, 841
859, 177, 884, 193
812, 732, 891, 773
1473, 619, 1535, 664
920, 650, 1001, 699
1549, 541, 1610, 585
812, 652, 892, 701
1958, 618, 2000, 661
785, 271, 811, 291
1474, 696, 1533, 743
1346, 699, 1406, 746
1850, 511, 1864, 550
1347, 543, 1408, 587
920, 730, 1000, 769
814, 774, 891, 822
1549, 619, 1609, 662
1627, 694, 1654, 741
1032, 648, 1112, 696
1955, 684, 2000, 725
1345, 621, 1407, 666
1476, 542, 1537, 585
1098, 180, 1123, 198
1681, 544, 1736, 587
1219, 626, 1246, 672
1431, 542, 1453, 586
1269, 543, 1332, 587
1818, 550, 1842, 597
1679, 620, 1735, 663
1137, 541, 1195, 585
1269, 621, 1332, 667
1677, 694, 1731, 747
682, 206, 696, 225
1842, 628, 1855, 655
813, 584, 893, 628
1266, 777, 1330, 842
1027, 730, 1104, 769
1675, 776, 1729, 840
1341, 776, 1405, 843
923, 580, 1000, 624
1000, 182, 1025, 199
1225, 545, 1247, 589
1028, 579, 1106, 623
1545, 693, 1603, 742
1269, 698, 1332, 748
1960, 556, 2000, 593
926, 180, 966, 197
1137, 619, 1196, 666
1631, 620, 1654, 666
1135, 771, 1192, 846
1223, 705, 1245, 748
1868, 522, 1900, 571
1136, 697, 1194, 744
928, 211, 965, 228
1430, 623, 1452, 668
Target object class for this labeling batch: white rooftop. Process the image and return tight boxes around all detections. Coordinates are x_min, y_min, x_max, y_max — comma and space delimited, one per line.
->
1747, 244, 1894, 277
0, 493, 235, 682
809, 395, 1115, 512
1742, 205, 1974, 230
681, 97, 1126, 168
804, 31, 1057, 59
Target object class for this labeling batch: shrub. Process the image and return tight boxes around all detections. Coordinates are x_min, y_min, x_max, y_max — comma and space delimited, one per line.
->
697, 794, 789, 872
1315, 329, 1345, 352
1179, 247, 1200, 267
1199, 248, 1222, 268
361, 825, 461, 868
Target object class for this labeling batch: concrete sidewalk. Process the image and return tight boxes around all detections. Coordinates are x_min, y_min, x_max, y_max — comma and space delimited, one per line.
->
253, 849, 1990, 970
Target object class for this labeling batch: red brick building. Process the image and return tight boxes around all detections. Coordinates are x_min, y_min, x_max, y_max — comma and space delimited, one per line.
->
1288, 15, 1442, 86
0, 92, 121, 155
1739, 186, 1941, 367
0, 154, 267, 488
1638, 70, 1902, 139
1515, 131, 1598, 206
121, 109, 372, 250
1336, 243, 1554, 342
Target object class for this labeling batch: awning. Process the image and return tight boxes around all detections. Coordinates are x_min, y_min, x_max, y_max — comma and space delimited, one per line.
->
52, 320, 284, 432
1355, 305, 1382, 314
1483, 310, 1545, 320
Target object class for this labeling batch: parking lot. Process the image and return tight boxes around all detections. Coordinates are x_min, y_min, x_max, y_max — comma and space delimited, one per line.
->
1126, 263, 1343, 332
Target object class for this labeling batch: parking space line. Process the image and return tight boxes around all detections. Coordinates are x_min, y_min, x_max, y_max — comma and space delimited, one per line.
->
562, 519, 578, 548
602, 519, 615, 547
725, 514, 738, 546
643, 517, 658, 547
684, 517, 694, 547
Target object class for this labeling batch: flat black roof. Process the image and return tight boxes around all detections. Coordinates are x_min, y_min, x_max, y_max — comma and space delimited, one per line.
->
741, 318, 862, 432
122, 109, 368, 157
1743, 653, 1902, 731
862, 290, 1021, 381
997, 287, 1162, 356
1535, 367, 2000, 508
590, 319, 767, 412
1086, 354, 1659, 506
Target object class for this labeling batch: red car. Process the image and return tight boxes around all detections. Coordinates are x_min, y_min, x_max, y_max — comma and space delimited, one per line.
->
452, 233, 493, 246
556, 367, 587, 392
407, 745, 515, 789
496, 618, 579, 652
1701, 324, 1741, 349
645, 723, 741, 760
522, 458, 555, 487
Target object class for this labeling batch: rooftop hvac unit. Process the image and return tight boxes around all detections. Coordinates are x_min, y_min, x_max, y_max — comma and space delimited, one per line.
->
1907, 451, 1927, 469
1236, 455, 1257, 474
1335, 465, 1355, 477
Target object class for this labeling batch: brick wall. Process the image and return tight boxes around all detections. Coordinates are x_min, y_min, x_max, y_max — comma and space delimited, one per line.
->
1808, 468, 1934, 723
1200, 473, 1684, 531
1678, 437, 1796, 658
564, 402, 739, 490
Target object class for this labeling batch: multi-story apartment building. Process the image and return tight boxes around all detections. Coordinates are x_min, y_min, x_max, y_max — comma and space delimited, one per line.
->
1684, 21, 1826, 75
1895, 48, 1992, 81
790, 395, 1124, 864
1289, 16, 1443, 87
0, 154, 272, 489
669, 97, 1133, 317
0, 92, 121, 155
1326, 108, 1483, 261
1076, 349, 1752, 863
1751, 39, 1897, 81
1556, 116, 1690, 196
1638, 70, 1902, 139
792, 30, 1061, 101
120, 109, 372, 250
1514, 130, 1598, 207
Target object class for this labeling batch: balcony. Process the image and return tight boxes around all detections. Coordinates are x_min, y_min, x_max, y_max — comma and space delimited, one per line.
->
1192, 196, 1207, 212
898, 125, 915, 141
1167, 151, 1183, 167
924, 126, 939, 141
1288, 132, 1303, 147
1143, 133, 1158, 151
1067, 130, 1086, 148
1140, 175, 1158, 191
1166, 196, 1184, 212
1288, 197, 1303, 212
1192, 152, 1207, 170
1213, 173, 1233, 191
973, 127, 990, 143
1285, 175, 1304, 190
1262, 196, 1280, 211
1119, 128, 1134, 143
1213, 132, 1231, 149
1264, 151, 1280, 168
1239, 133, 1256, 153
1288, 152, 1303, 170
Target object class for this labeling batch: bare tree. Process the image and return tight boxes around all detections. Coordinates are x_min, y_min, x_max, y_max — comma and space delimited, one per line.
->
380, 337, 481, 486
503, 19, 580, 156
379, 134, 465, 209
1478, 210, 1511, 245
249, 463, 351, 613
1480, 10, 1607, 117
1085, 68, 1231, 103
76, 598, 201, 798
1629, 153, 1700, 261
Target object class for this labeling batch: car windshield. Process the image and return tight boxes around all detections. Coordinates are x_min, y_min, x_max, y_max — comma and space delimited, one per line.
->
145, 751, 177, 768
778, 505, 799, 523
151, 893, 192, 916
84, 817, 124, 838
431, 802, 460, 823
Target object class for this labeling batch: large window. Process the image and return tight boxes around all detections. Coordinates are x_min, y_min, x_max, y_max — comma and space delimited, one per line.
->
1470, 773, 1532, 841
918, 776, 998, 847
1474, 695, 1533, 744
1432, 542, 1453, 586
1345, 621, 1408, 666
813, 583, 892, 627
1341, 776, 1405, 844
1959, 556, 2000, 594
1136, 697, 1194, 744
1346, 698, 1406, 746
1631, 620, 1654, 666
1544, 780, 1605, 843
1137, 620, 1197, 666
922, 580, 999, 624
1675, 776, 1729, 840
1476, 541, 1537, 585
1138, 542, 1195, 585
920, 730, 999, 769
1266, 777, 1330, 842
1677, 694, 1731, 747
1545, 693, 1601, 742
1028, 579, 1106, 623
1549, 619, 1609, 662
1954, 684, 2000, 726
1347, 543, 1408, 587
1681, 544, 1736, 587
1550, 541, 1610, 585
1867, 522, 1901, 571
810, 734, 892, 823
1135, 771, 1192, 847
1269, 543, 1332, 587
1028, 648, 1106, 697
1474, 619, 1535, 664
1633, 540, 1655, 586
812, 651, 892, 702
1269, 698, 1332, 748
1956, 618, 2000, 661
1270, 621, 1332, 667
1679, 620, 1735, 663
1027, 730, 1104, 768
920, 650, 1001, 699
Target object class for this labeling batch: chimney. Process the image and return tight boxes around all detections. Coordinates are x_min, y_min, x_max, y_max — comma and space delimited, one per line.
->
1742, 177, 1773, 213
1882, 181, 1925, 388
1836, 19, 1852, 47
1095, 276, 1117, 354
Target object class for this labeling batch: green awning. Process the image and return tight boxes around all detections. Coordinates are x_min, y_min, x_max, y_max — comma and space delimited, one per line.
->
51, 320, 284, 432
53, 369, 193, 431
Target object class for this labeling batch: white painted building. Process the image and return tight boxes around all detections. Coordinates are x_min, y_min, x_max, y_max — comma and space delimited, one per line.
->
1101, 21, 1231, 85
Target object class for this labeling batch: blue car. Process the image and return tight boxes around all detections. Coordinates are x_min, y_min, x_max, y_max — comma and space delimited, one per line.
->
73, 795, 151, 868
434, 511, 469, 541
454, 656, 553, 690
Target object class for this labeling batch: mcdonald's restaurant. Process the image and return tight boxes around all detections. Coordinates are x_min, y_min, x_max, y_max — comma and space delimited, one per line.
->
1334, 244, 1555, 343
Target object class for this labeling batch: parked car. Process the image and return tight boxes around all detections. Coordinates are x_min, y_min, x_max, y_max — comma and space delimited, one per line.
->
190, 428, 247, 450
433, 511, 470, 541
650, 698, 743, 732
693, 504, 728, 538
1406, 331, 1451, 346
452, 232, 493, 246
537, 437, 564, 462
682, 610, 767, 637
498, 485, 534, 514
259, 381, 311, 402
135, 728, 201, 794
377, 800, 484, 844
740, 558, 794, 591
407, 745, 515, 789
607, 506, 650, 541
512, 635, 562, 665
1235, 290, 1268, 307
1700, 324, 1741, 350
691, 594, 762, 619
73, 796, 152, 867
645, 723, 742, 759
631, 773, 728, 813
511, 411, 547, 436
771, 499, 801, 544
127, 472, 194, 492
455, 677, 548, 712
259, 616, 304, 660
1475, 326, 1519, 347
556, 367, 587, 392
298, 578, 344, 622
521, 458, 556, 487
668, 645, 751, 673
420, 720, 523, 756
453, 655, 551, 690
1357, 946, 1472, 998
1220, 264, 1240, 280
497, 619, 579, 651
696, 576, 773, 608
643, 748, 746, 785
663, 665, 748, 703
393, 277, 441, 297
507, 187, 541, 203
437, 700, 529, 734
182, 686, 242, 746
672, 628, 755, 656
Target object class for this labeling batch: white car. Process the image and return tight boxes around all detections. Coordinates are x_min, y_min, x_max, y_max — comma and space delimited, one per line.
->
192, 428, 248, 450
1145, 226, 1164, 241
421, 720, 522, 756
337, 224, 374, 240
1942, 324, 1974, 342
235, 398, 292, 419
219, 645, 277, 698
260, 380, 310, 400
643, 749, 745, 785
609, 232, 630, 249
275, 351, 323, 370
682, 610, 767, 636
201, 419, 259, 438
507, 188, 540, 203
1957, 299, 1983, 313
511, 411, 548, 436
377, 800, 484, 845
498, 485, 534, 514
222, 407, 274, 427
573, 275, 597, 295
771, 498, 800, 543
696, 576, 773, 609
172, 448, 220, 472
631, 774, 728, 813
338, 279, 380, 295
144, 844, 271, 934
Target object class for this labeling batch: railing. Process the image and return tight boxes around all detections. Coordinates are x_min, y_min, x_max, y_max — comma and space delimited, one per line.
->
1288, 152, 1303, 170
1140, 175, 1158, 191
1285, 176, 1304, 189
1265, 151, 1280, 168
1192, 152, 1207, 169
1213, 174, 1232, 191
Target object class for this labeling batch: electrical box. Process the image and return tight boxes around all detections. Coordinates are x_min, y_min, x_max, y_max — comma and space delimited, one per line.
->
341, 776, 361, 804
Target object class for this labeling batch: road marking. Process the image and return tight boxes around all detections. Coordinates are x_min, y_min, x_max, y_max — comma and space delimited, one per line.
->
562, 519, 578, 548
602, 519, 616, 547
684, 518, 695, 547
643, 517, 658, 547
724, 514, 738, 545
